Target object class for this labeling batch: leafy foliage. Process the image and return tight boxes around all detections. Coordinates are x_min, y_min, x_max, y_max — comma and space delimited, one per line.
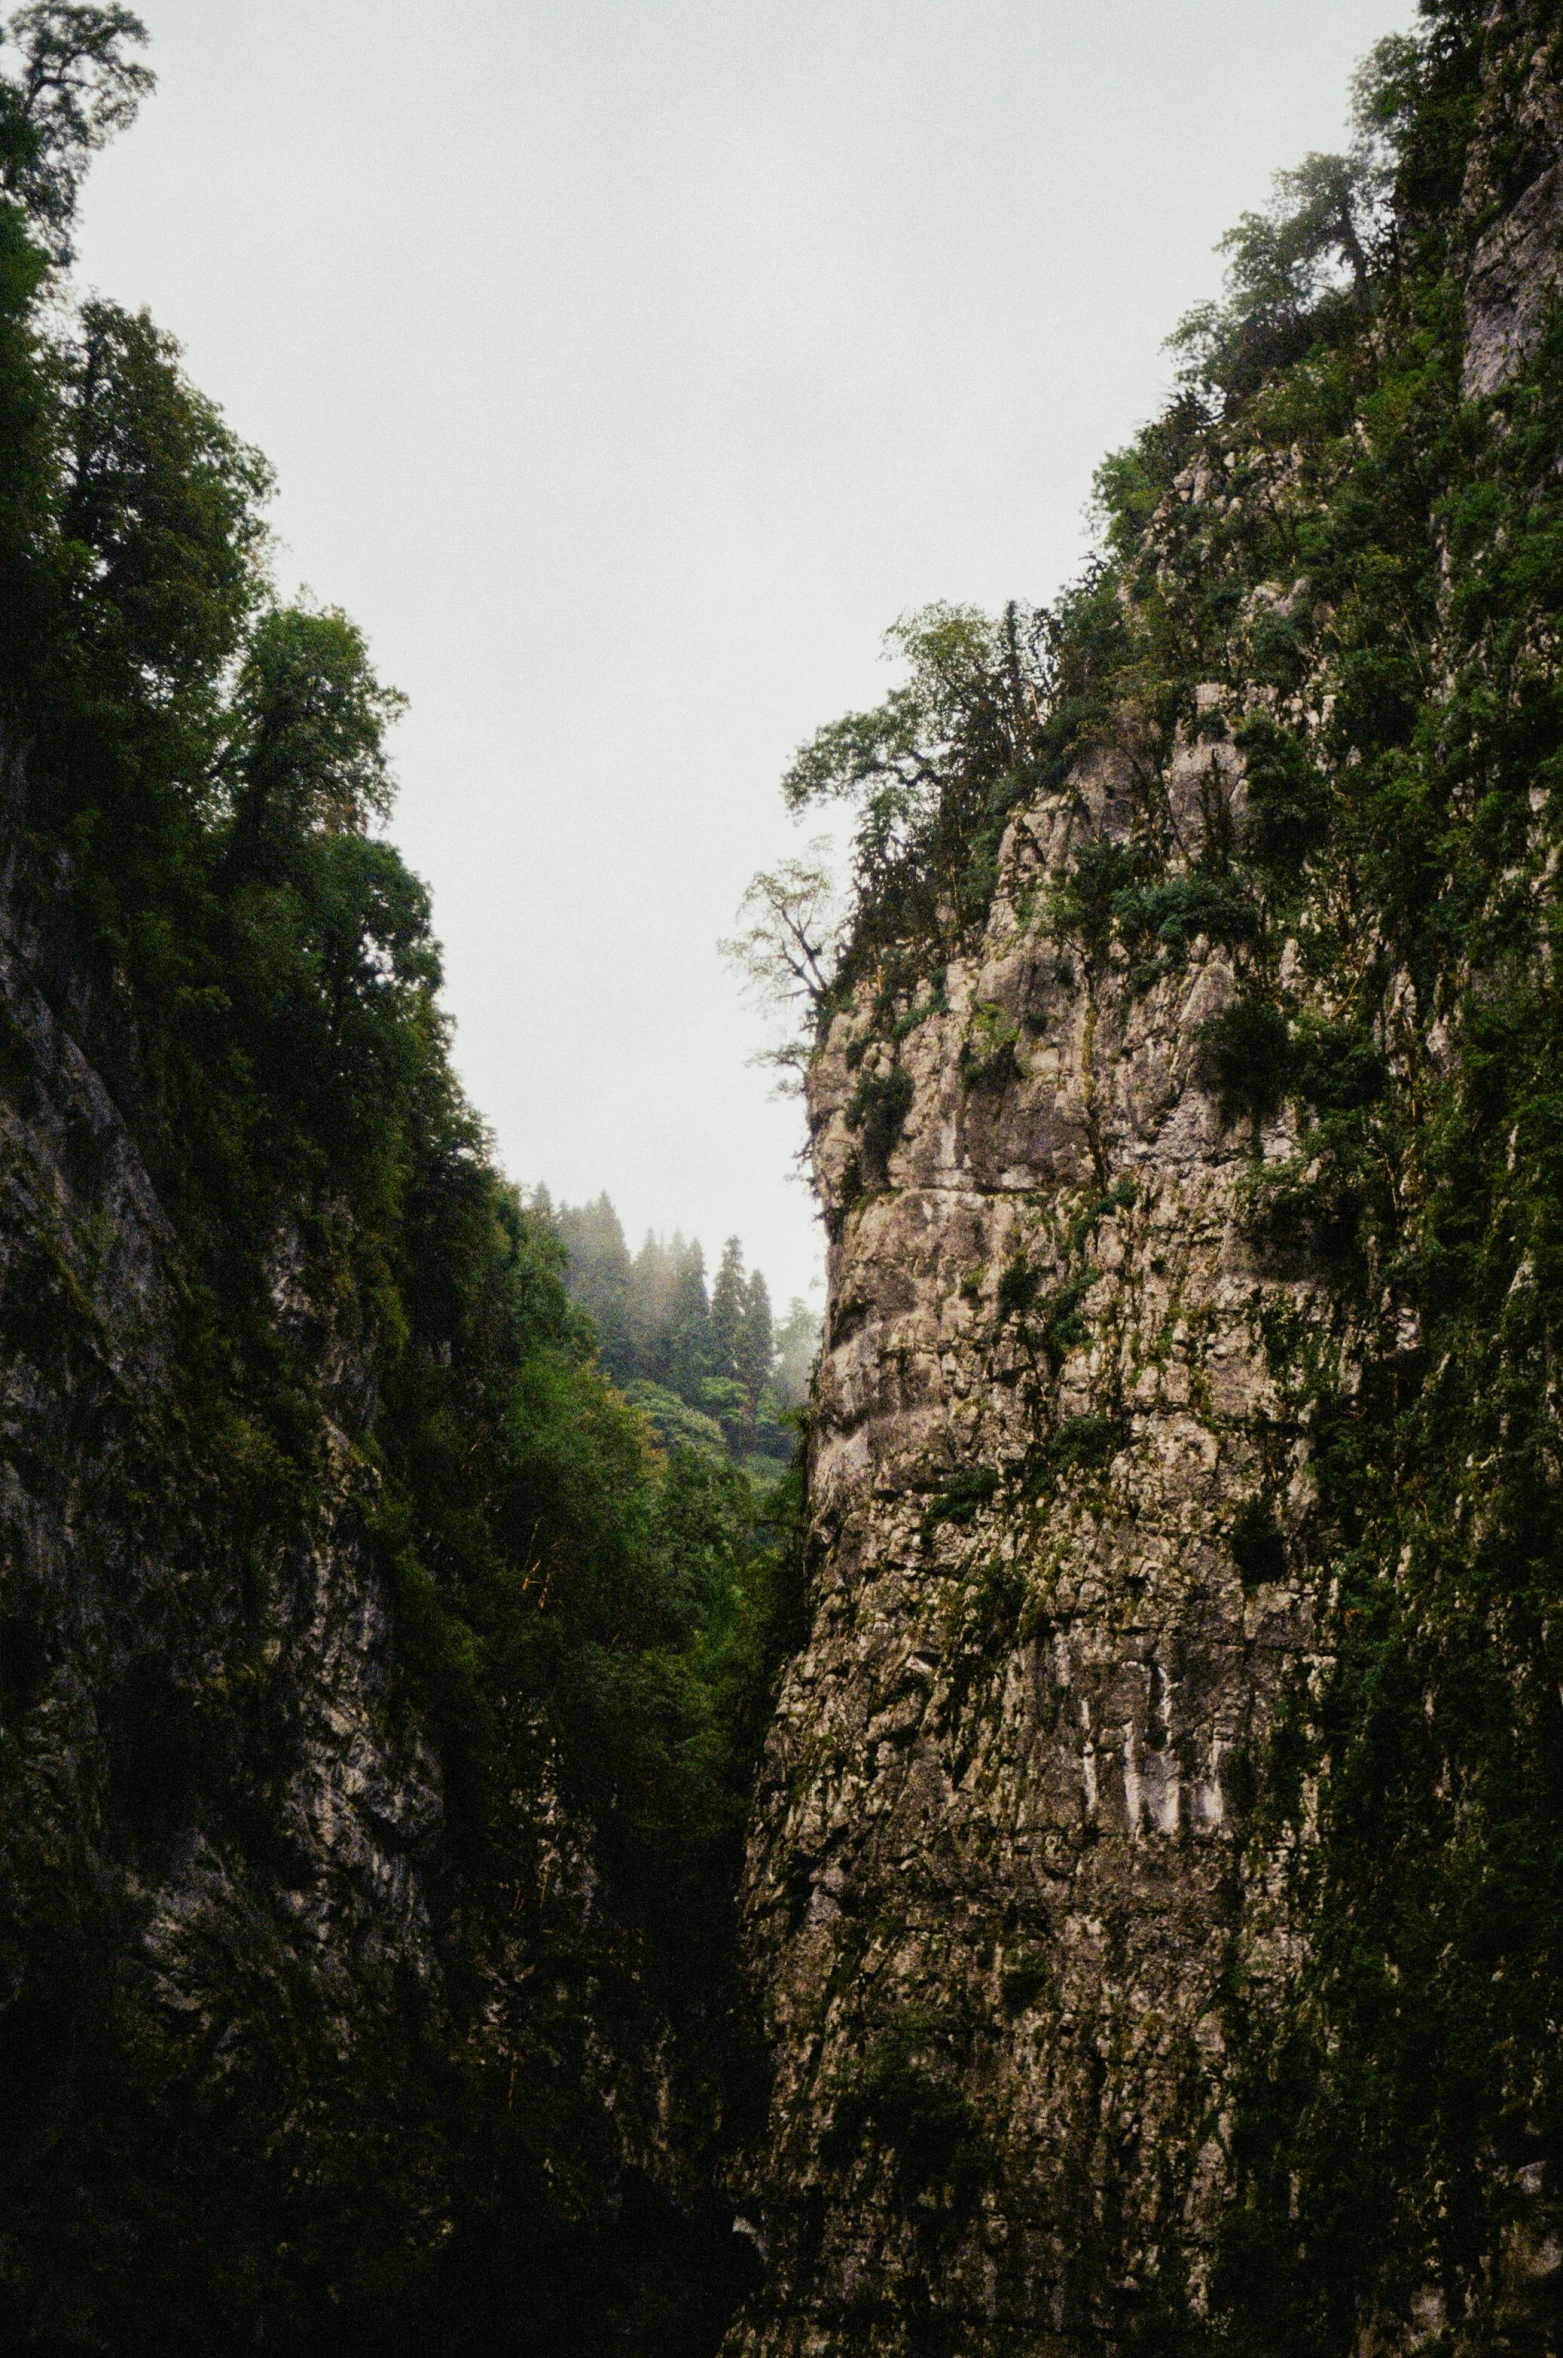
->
0, 3, 153, 260
756, 603, 1060, 1003
0, 38, 808, 2355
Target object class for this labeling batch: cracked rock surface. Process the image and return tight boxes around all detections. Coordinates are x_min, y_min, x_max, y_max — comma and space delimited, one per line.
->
728, 742, 1323, 2356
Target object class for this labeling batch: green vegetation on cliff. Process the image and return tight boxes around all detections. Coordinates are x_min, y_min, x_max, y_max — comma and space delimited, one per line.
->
748, 0, 1563, 2344
0, 10, 803, 2351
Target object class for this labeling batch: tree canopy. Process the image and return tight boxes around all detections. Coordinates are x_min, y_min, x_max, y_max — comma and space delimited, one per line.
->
0, 4, 153, 259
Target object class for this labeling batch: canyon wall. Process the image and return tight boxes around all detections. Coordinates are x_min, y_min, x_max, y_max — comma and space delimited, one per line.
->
730, 9, 1563, 2349
733, 671, 1330, 2358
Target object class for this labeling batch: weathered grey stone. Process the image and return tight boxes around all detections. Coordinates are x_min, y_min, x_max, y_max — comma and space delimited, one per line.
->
1464, 159, 1563, 394
0, 815, 447, 2023
728, 752, 1327, 2355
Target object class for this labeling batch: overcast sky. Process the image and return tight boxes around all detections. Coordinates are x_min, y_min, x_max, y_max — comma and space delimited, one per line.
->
70, 0, 1413, 1309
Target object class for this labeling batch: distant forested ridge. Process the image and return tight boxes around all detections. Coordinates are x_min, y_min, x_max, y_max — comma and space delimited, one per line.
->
543, 1192, 818, 1475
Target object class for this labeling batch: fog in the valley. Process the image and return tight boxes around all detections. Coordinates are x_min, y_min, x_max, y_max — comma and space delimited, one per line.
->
71, 0, 1414, 1308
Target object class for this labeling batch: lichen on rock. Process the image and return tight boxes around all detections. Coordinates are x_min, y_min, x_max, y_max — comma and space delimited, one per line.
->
727, 8, 1563, 2350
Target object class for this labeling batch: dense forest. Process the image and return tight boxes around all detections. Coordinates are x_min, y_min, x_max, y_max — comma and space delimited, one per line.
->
547, 1194, 817, 1476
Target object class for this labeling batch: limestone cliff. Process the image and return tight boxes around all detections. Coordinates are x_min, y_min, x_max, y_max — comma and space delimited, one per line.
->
0, 735, 752, 2351
0, 747, 444, 2011
0, 207, 767, 2347
736, 749, 1318, 2352
729, 7, 1563, 2351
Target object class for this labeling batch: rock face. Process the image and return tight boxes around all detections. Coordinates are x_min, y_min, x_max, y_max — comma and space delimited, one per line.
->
0, 840, 430, 1973
729, 733, 1320, 2354
1464, 157, 1563, 393
0, 741, 728, 2347
1462, 7, 1563, 394
729, 11, 1563, 2350
0, 747, 447, 2163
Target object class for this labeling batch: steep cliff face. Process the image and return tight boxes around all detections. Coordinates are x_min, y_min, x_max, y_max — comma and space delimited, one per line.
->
731, 8, 1563, 2351
0, 754, 443, 2008
0, 142, 773, 2344
0, 747, 744, 2351
0, 758, 439, 2336
737, 749, 1317, 2353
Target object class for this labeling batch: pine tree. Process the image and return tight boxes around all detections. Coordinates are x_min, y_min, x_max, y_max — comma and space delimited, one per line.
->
772, 1297, 821, 1409
627, 1230, 678, 1384
737, 1268, 773, 1447
555, 1193, 633, 1383
662, 1238, 714, 1406
710, 1236, 745, 1381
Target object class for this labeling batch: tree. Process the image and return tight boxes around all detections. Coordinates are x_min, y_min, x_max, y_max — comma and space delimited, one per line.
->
553, 1209, 797, 1467
780, 604, 1044, 932
772, 1297, 820, 1411
725, 604, 1053, 1065
1169, 70, 1396, 403
555, 1193, 633, 1383
710, 1236, 745, 1380
627, 1230, 676, 1384
0, 4, 154, 260
737, 1269, 773, 1449
216, 601, 436, 1191
1221, 153, 1376, 316
662, 1238, 714, 1407
63, 300, 272, 708
722, 845, 843, 1089
232, 604, 406, 847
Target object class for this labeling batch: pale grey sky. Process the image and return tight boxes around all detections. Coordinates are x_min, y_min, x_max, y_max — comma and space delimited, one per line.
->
70, 0, 1412, 1308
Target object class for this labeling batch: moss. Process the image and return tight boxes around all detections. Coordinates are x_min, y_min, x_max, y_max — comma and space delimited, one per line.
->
846, 1064, 915, 1180
921, 1465, 1000, 1539
959, 1000, 1022, 1090
892, 985, 947, 1040
935, 1555, 1029, 1734
1027, 1413, 1129, 1495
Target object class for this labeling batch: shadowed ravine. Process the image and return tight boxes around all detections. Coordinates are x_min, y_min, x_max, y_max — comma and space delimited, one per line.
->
4, 4, 1563, 2354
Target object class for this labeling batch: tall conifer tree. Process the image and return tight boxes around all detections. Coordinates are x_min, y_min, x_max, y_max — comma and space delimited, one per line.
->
663, 1238, 714, 1405
710, 1236, 745, 1380
737, 1269, 773, 1444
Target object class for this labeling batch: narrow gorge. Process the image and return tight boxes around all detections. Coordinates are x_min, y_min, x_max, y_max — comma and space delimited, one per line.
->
2, 4, 1563, 2355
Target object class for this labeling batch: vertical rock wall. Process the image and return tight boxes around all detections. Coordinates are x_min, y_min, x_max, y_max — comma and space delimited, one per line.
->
730, 13, 1563, 2348
730, 736, 1322, 2354
0, 761, 446, 2091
